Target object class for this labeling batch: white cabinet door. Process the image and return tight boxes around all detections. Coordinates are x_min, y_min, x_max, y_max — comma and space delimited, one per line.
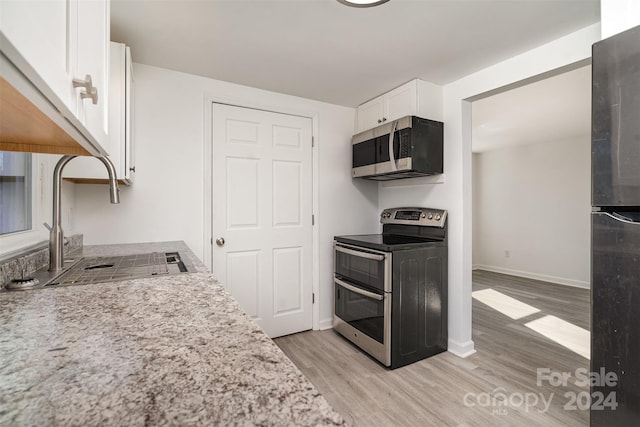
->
74, 0, 109, 147
356, 96, 385, 132
123, 44, 134, 181
64, 42, 133, 184
0, 0, 75, 111
385, 80, 417, 123
212, 103, 313, 338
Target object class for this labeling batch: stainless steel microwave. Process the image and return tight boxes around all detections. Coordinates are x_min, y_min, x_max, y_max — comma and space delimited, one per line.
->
352, 115, 443, 180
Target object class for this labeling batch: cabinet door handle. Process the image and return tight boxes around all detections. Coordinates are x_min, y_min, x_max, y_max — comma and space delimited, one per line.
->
73, 74, 98, 105
80, 87, 98, 105
73, 74, 93, 90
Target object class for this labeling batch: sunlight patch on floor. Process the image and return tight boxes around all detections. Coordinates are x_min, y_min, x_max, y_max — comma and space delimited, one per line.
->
472, 288, 541, 320
525, 315, 590, 360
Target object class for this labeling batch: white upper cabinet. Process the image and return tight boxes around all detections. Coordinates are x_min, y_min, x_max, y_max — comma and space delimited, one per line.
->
385, 83, 417, 121
0, 0, 74, 109
355, 79, 443, 133
64, 42, 135, 184
74, 0, 110, 147
0, 0, 110, 152
357, 96, 386, 131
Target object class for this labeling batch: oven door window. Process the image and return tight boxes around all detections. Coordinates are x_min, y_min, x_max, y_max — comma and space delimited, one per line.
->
335, 281, 385, 344
335, 246, 386, 292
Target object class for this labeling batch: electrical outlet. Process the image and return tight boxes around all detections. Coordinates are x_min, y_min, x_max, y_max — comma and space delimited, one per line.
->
505, 250, 511, 258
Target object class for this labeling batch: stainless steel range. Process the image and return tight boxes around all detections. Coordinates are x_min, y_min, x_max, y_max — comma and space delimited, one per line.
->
333, 207, 448, 369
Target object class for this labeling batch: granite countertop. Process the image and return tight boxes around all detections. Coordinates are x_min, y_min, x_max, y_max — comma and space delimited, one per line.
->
0, 241, 345, 426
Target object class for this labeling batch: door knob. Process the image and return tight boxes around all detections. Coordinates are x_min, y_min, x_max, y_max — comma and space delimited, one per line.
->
216, 237, 225, 247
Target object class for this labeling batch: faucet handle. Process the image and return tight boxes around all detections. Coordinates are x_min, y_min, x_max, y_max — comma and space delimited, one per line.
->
43, 222, 52, 232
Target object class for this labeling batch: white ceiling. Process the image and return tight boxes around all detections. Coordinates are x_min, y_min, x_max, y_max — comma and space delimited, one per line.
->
111, 0, 599, 108
472, 65, 591, 153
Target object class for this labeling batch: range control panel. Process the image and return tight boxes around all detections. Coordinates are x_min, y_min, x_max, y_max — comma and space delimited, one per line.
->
380, 207, 447, 228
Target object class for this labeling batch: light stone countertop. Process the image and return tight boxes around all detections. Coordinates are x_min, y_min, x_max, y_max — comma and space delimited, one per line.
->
0, 241, 345, 426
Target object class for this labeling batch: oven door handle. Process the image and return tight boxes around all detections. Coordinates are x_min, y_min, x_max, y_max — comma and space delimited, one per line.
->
335, 245, 385, 261
335, 278, 384, 301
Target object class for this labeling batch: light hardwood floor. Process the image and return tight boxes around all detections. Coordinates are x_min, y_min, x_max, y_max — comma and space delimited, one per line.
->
275, 270, 590, 426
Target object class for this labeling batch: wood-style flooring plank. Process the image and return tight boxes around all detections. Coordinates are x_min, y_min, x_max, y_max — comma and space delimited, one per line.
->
275, 270, 590, 427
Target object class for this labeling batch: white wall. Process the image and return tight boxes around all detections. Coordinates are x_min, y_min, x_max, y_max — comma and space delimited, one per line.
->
74, 63, 379, 327
601, 0, 640, 38
473, 137, 591, 288
472, 154, 481, 267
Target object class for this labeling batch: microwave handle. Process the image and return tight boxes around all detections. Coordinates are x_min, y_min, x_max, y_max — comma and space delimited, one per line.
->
335, 245, 385, 261
388, 119, 398, 172
335, 278, 384, 301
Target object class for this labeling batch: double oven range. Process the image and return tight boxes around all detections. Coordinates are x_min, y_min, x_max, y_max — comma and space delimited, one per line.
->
333, 207, 448, 369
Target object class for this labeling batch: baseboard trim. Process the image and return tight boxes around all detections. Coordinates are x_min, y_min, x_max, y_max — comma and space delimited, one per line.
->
318, 317, 333, 331
474, 264, 590, 289
448, 339, 476, 358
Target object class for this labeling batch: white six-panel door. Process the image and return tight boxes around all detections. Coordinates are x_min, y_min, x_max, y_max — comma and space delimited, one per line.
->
212, 103, 313, 338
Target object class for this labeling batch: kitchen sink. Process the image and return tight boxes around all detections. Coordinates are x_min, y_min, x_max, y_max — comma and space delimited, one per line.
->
45, 251, 190, 287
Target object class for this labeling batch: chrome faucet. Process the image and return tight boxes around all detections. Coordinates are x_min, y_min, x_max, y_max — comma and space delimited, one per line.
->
46, 155, 120, 271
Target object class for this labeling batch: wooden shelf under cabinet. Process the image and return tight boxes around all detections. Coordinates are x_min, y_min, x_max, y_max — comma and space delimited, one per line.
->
0, 76, 91, 156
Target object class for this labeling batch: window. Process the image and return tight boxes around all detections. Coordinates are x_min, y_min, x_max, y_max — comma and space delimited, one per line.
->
0, 151, 50, 258
0, 151, 32, 235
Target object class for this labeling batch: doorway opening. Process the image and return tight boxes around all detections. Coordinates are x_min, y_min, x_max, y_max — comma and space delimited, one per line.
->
469, 66, 592, 424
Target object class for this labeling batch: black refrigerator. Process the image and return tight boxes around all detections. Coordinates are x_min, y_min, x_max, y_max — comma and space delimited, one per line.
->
591, 24, 640, 426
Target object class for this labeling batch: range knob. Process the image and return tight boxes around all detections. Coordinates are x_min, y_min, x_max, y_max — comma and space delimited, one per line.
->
428, 213, 433, 220
435, 214, 441, 220
421, 213, 426, 218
